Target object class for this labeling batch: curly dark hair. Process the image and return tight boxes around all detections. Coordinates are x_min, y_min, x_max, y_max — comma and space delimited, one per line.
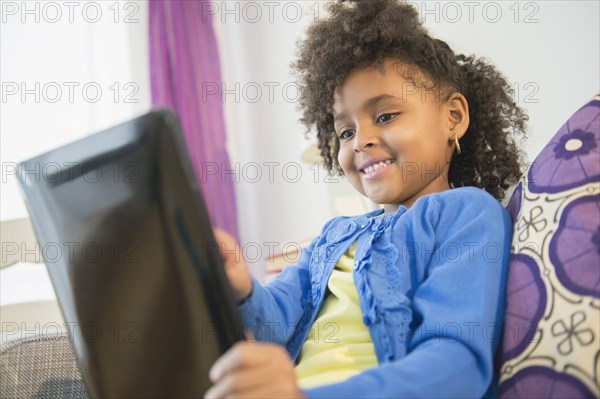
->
292, 0, 528, 202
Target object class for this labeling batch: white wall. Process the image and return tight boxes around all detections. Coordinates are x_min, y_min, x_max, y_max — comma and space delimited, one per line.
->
1, 0, 151, 221
2, 1, 599, 277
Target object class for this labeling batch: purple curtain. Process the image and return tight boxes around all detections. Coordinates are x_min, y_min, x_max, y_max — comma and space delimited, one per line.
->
149, 0, 239, 239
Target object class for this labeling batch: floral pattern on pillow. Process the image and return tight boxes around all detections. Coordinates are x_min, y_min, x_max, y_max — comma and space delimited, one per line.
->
498, 96, 600, 398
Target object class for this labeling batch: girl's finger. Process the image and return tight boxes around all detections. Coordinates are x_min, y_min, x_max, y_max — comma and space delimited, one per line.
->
244, 328, 255, 342
209, 344, 242, 382
204, 373, 237, 399
209, 342, 267, 382
205, 367, 275, 399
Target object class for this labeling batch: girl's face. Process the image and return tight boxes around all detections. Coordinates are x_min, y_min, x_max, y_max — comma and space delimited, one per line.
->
333, 61, 468, 213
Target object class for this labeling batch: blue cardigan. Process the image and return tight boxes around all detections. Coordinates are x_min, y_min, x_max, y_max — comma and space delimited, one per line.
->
239, 187, 512, 398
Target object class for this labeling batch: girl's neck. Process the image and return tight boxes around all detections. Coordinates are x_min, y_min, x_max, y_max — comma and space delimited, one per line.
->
382, 182, 452, 213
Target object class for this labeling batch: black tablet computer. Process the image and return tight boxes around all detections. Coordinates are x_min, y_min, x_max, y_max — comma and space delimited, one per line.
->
17, 109, 245, 398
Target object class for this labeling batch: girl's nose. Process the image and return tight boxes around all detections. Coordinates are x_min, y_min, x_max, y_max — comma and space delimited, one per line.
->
353, 126, 378, 152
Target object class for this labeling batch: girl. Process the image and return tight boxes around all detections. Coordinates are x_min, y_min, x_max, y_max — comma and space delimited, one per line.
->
206, 0, 527, 398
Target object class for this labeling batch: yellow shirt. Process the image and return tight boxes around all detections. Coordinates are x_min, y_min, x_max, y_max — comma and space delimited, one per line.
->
295, 242, 378, 389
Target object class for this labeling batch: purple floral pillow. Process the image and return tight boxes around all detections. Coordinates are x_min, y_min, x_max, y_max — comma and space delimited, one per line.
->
498, 96, 600, 398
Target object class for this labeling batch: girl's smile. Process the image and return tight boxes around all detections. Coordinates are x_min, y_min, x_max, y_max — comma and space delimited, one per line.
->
359, 157, 395, 179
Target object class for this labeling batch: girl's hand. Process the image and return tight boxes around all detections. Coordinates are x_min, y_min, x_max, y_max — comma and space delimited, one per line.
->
212, 228, 252, 302
205, 342, 305, 399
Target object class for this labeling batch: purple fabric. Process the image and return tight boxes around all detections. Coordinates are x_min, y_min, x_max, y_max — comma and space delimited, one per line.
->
498, 98, 600, 398
149, 0, 239, 239
501, 253, 546, 361
550, 194, 600, 298
505, 182, 522, 225
500, 367, 593, 398
527, 101, 600, 193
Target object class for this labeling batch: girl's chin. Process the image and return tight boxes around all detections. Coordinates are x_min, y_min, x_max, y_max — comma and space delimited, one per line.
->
365, 193, 398, 206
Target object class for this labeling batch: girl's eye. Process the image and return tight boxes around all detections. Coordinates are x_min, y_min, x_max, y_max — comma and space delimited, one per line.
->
339, 130, 355, 140
376, 113, 399, 123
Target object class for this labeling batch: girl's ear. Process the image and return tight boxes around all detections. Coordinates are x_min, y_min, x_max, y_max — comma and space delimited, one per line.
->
446, 92, 469, 140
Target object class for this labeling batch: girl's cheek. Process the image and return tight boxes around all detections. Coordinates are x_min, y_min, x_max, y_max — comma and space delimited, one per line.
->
337, 151, 350, 170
